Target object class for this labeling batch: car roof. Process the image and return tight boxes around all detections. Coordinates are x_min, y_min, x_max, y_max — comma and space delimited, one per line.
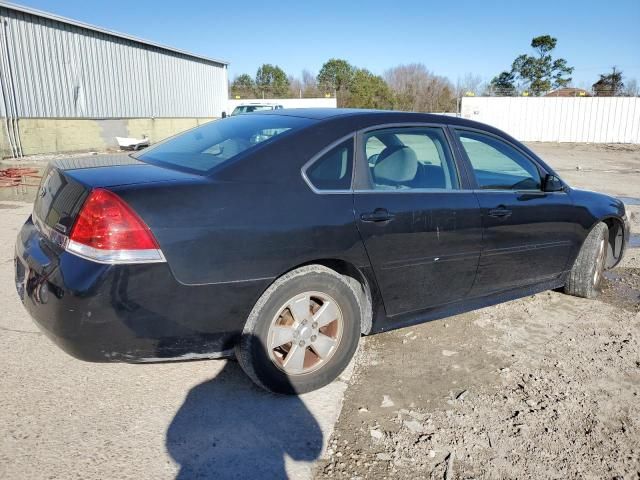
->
216, 108, 557, 184
248, 108, 551, 173
253, 108, 490, 129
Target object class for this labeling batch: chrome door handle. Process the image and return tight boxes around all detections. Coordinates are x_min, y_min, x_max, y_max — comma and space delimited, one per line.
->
360, 208, 395, 223
488, 207, 512, 218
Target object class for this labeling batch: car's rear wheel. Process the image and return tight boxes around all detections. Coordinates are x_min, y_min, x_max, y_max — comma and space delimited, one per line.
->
564, 222, 609, 298
236, 265, 362, 394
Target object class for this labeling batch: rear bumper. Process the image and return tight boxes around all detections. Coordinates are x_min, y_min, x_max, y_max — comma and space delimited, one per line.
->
15, 217, 270, 363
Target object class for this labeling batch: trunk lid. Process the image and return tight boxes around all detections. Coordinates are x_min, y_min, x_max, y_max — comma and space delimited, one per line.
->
32, 154, 202, 237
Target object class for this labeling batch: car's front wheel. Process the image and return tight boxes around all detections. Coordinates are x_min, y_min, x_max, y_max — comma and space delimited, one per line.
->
236, 265, 362, 394
564, 222, 609, 298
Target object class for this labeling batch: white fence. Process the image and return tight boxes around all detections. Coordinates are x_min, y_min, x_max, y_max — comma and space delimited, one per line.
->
460, 97, 640, 143
224, 97, 337, 116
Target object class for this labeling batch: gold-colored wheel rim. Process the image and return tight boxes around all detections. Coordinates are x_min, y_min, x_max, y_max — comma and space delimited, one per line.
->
594, 238, 606, 286
267, 291, 343, 375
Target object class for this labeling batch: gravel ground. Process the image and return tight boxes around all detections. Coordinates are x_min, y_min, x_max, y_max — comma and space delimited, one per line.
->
314, 143, 640, 480
314, 288, 640, 479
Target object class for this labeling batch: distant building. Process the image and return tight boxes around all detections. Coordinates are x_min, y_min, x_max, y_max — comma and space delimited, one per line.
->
0, 2, 229, 157
544, 88, 591, 98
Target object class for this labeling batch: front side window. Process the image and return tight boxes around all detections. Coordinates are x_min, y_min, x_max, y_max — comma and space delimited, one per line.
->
306, 139, 353, 191
457, 130, 541, 190
136, 115, 312, 174
363, 127, 458, 190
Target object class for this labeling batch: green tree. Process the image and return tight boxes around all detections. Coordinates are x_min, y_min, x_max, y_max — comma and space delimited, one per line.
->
230, 74, 255, 98
493, 35, 574, 96
255, 64, 290, 98
317, 58, 354, 106
346, 69, 394, 109
592, 67, 624, 96
489, 71, 517, 96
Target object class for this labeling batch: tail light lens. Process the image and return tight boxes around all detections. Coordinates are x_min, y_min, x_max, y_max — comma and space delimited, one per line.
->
66, 188, 165, 264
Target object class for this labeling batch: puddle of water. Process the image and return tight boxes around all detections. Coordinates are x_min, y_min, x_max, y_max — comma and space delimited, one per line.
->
0, 167, 44, 203
618, 196, 640, 206
601, 268, 640, 312
630, 235, 640, 249
603, 270, 620, 281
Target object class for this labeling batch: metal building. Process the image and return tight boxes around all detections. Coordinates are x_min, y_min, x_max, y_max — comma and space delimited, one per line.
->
0, 1, 229, 157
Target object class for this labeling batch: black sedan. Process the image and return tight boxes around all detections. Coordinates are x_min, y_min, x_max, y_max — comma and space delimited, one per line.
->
15, 109, 630, 394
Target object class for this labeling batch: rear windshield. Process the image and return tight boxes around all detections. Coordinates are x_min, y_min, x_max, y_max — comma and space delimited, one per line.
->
136, 115, 313, 174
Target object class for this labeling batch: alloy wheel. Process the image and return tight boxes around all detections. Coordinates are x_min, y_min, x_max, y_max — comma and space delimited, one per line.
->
267, 291, 343, 375
593, 238, 606, 286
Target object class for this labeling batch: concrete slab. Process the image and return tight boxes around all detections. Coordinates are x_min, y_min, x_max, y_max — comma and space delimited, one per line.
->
0, 201, 352, 480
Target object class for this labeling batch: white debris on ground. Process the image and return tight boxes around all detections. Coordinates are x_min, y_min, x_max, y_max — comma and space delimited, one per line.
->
115, 136, 149, 151
380, 395, 395, 408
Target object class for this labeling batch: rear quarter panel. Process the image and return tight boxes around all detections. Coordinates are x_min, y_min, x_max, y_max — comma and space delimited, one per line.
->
118, 117, 378, 287
117, 179, 369, 287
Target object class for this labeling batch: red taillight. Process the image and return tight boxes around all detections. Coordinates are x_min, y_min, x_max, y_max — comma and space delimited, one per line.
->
66, 189, 164, 264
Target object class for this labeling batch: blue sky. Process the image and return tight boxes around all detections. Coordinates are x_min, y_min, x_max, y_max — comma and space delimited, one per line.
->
13, 0, 640, 87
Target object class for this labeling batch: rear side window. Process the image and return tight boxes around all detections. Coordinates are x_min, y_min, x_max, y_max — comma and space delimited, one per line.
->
305, 139, 354, 191
363, 127, 458, 190
136, 115, 313, 174
457, 130, 541, 190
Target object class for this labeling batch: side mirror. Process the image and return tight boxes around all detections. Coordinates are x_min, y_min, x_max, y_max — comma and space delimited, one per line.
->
221, 111, 227, 118
543, 174, 564, 192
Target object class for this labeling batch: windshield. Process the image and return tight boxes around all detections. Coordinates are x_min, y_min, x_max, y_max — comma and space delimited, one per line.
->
136, 115, 313, 174
231, 105, 274, 115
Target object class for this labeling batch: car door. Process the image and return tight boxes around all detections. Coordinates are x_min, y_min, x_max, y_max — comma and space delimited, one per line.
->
452, 127, 579, 295
353, 125, 482, 317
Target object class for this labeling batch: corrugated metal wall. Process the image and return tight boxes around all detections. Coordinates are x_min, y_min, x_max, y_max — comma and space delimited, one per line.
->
0, 5, 228, 118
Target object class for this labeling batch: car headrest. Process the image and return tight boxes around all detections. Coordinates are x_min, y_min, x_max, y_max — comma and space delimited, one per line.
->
373, 146, 418, 184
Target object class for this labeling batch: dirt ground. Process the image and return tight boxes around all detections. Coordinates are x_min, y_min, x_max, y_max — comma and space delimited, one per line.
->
314, 143, 640, 480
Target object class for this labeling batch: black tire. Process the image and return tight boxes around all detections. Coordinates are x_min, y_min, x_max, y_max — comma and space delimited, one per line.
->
236, 265, 362, 394
564, 222, 609, 299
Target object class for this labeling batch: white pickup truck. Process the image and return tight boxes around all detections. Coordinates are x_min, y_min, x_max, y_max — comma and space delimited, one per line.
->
223, 103, 284, 117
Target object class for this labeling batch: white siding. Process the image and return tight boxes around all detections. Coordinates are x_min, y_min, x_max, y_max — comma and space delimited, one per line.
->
461, 97, 640, 143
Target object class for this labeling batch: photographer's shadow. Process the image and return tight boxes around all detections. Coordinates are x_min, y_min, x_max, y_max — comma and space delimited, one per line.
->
166, 355, 323, 479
